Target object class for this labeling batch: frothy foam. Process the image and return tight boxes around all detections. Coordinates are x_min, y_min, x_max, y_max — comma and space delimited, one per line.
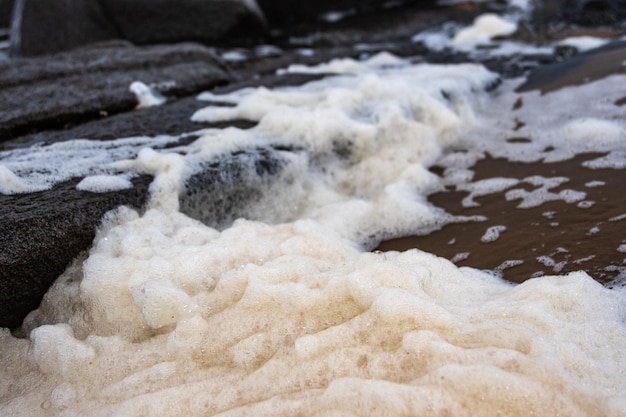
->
3, 211, 626, 416
2, 53, 626, 416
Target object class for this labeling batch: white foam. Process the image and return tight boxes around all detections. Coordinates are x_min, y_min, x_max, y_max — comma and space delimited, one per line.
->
3, 213, 625, 416
2, 53, 626, 416
585, 180, 606, 187
452, 14, 518, 49
321, 9, 357, 23
0, 135, 178, 194
464, 75, 626, 164
505, 176, 586, 208
481, 225, 507, 242
458, 177, 520, 207
193, 54, 497, 242
76, 175, 133, 193
583, 151, 626, 169
0, 164, 31, 193
129, 81, 166, 108
221, 49, 249, 61
558, 36, 609, 52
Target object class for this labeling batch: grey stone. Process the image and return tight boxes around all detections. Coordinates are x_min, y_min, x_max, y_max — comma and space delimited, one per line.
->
0, 175, 153, 329
0, 42, 233, 141
11, 0, 266, 57
99, 0, 266, 45
0, 0, 12, 28
10, 0, 119, 57
256, 0, 435, 25
181, 145, 302, 230
531, 0, 626, 28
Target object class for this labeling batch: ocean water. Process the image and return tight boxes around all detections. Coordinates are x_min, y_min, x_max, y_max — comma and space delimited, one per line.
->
2, 7, 626, 416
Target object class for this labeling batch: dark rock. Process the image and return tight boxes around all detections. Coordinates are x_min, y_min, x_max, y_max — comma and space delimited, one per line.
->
257, 0, 436, 26
531, 0, 626, 28
99, 0, 266, 46
0, 97, 255, 151
0, 71, 327, 151
516, 40, 626, 93
0, 0, 12, 28
0, 175, 153, 329
10, 0, 120, 57
181, 145, 302, 230
11, 0, 266, 57
0, 42, 233, 141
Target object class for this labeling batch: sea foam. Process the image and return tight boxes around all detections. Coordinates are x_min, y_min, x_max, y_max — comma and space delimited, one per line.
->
1, 54, 626, 417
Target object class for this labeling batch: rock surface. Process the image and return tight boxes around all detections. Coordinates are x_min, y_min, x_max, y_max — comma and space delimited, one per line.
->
11, 0, 266, 57
98, 0, 266, 45
0, 42, 233, 141
0, 0, 12, 28
256, 0, 434, 25
0, 175, 152, 329
12, 0, 118, 57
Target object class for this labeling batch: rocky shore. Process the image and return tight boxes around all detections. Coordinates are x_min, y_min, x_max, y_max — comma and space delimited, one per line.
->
1, 0, 625, 329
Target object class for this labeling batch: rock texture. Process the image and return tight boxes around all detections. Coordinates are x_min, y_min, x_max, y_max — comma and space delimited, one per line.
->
531, 0, 626, 28
99, 0, 266, 45
257, 0, 430, 25
0, 0, 12, 28
0, 175, 153, 329
11, 0, 266, 57
11, 0, 117, 57
0, 42, 233, 141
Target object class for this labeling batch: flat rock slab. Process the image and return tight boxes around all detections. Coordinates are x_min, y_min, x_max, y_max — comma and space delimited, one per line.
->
0, 42, 233, 141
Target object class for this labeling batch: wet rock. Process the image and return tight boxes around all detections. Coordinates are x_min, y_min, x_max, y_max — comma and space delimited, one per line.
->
516, 40, 626, 93
0, 175, 153, 329
11, 0, 266, 57
98, 0, 266, 46
257, 0, 435, 26
11, 0, 119, 57
0, 42, 233, 141
181, 145, 303, 230
0, 0, 12, 28
531, 0, 626, 28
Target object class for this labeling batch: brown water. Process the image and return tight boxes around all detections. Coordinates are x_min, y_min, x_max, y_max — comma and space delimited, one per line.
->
376, 153, 626, 284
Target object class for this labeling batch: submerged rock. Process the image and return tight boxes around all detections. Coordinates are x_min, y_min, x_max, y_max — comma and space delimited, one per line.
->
181, 145, 303, 230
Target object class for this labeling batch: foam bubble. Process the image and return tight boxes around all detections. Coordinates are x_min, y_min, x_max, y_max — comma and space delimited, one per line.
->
453, 14, 517, 49
481, 225, 507, 242
129, 81, 166, 108
76, 175, 133, 193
